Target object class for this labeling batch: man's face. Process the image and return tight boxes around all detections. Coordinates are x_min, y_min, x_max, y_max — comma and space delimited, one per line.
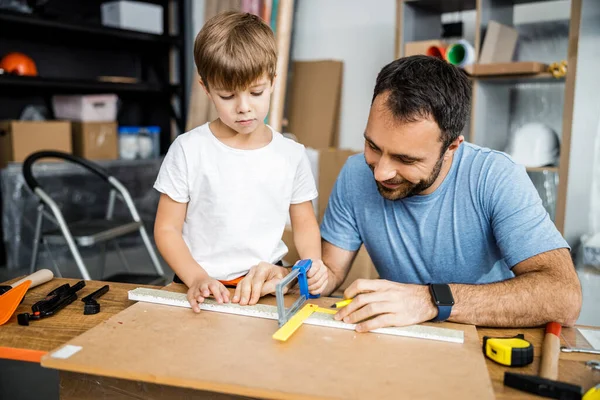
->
204, 74, 274, 135
364, 94, 448, 201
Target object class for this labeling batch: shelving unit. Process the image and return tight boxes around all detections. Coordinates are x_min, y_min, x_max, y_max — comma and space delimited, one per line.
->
0, 0, 188, 153
0, 0, 190, 267
395, 0, 586, 235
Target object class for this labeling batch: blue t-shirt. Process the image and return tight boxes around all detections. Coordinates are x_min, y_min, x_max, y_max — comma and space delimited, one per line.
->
321, 142, 568, 284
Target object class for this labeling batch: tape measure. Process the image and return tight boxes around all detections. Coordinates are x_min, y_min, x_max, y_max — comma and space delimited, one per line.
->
482, 334, 534, 367
584, 384, 600, 400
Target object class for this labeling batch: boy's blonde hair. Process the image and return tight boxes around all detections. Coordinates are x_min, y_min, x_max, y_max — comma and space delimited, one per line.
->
194, 11, 277, 91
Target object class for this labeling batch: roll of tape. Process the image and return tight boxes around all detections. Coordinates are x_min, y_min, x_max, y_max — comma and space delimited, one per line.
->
426, 45, 446, 60
446, 39, 475, 67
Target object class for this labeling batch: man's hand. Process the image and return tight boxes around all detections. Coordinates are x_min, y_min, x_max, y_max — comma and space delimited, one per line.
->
187, 274, 230, 313
232, 262, 289, 305
333, 279, 438, 332
307, 259, 328, 295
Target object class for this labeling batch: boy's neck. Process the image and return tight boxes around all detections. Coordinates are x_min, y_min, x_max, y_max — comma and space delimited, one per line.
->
209, 119, 272, 150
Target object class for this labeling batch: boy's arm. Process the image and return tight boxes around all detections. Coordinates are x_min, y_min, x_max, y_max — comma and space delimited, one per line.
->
289, 201, 321, 260
289, 201, 328, 294
154, 194, 229, 309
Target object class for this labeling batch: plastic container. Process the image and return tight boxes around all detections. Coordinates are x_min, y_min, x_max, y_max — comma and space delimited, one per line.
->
118, 127, 139, 160
118, 126, 160, 160
138, 126, 160, 159
101, 1, 163, 34
52, 94, 118, 122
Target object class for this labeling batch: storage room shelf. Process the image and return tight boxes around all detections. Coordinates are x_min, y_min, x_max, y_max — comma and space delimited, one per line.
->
465, 62, 549, 77
526, 167, 559, 173
404, 0, 555, 13
0, 10, 181, 46
465, 62, 566, 84
0, 75, 178, 95
403, 0, 476, 13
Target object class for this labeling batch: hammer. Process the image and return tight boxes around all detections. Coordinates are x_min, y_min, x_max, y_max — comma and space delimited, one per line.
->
504, 322, 583, 399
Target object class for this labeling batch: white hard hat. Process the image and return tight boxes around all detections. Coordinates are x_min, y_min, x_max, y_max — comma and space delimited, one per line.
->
506, 123, 560, 167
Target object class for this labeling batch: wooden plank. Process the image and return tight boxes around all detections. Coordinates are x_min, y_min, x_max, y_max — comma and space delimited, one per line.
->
526, 167, 560, 173
395, 0, 403, 59
465, 62, 549, 77
0, 278, 158, 354
268, 0, 294, 132
42, 284, 494, 400
555, 0, 583, 234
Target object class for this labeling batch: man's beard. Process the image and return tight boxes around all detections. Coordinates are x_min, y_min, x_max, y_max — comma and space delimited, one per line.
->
369, 155, 445, 201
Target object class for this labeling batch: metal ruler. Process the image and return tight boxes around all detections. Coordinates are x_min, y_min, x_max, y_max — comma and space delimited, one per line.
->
128, 288, 464, 344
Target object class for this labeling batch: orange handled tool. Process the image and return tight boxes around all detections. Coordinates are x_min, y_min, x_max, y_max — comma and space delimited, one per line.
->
0, 269, 54, 325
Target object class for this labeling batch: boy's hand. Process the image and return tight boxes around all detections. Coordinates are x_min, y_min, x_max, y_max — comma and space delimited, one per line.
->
187, 275, 230, 313
307, 259, 328, 295
232, 262, 289, 306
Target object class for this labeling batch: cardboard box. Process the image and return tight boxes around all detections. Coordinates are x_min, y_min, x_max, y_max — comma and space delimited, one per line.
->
307, 148, 357, 222
287, 60, 343, 149
478, 21, 518, 64
101, 1, 163, 34
0, 121, 72, 168
404, 40, 447, 57
72, 122, 118, 160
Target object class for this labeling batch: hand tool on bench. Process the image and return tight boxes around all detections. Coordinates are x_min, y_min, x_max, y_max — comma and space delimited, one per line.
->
561, 347, 600, 355
0, 269, 54, 325
504, 322, 583, 399
81, 285, 110, 315
272, 259, 338, 341
17, 280, 86, 325
482, 333, 534, 367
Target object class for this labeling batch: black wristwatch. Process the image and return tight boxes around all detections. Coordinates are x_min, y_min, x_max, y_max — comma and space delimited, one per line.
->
429, 284, 454, 322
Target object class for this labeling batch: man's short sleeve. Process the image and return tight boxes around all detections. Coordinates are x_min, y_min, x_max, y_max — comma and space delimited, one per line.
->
290, 149, 318, 204
153, 138, 190, 203
487, 162, 569, 267
320, 161, 362, 251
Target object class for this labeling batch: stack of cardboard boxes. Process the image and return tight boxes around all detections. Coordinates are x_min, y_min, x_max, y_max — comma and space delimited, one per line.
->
0, 94, 119, 168
282, 60, 378, 295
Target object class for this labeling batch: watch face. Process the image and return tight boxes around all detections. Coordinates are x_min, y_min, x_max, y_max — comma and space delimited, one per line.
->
431, 284, 454, 306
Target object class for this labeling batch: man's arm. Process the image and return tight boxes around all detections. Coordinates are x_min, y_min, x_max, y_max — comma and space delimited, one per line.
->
336, 248, 582, 331
450, 247, 582, 327
321, 240, 359, 296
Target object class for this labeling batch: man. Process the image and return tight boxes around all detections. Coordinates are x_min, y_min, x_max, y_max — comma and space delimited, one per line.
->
319, 55, 581, 331
235, 55, 581, 331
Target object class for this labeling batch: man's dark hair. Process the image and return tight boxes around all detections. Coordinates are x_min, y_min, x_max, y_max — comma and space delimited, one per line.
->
372, 55, 471, 150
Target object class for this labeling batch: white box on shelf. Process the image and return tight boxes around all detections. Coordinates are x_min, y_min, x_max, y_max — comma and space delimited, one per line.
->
101, 1, 163, 35
52, 94, 118, 122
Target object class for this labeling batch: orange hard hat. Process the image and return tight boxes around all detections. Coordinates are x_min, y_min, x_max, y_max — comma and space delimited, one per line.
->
0, 52, 38, 76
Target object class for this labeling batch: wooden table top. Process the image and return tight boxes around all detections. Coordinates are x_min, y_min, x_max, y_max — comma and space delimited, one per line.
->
1, 277, 598, 399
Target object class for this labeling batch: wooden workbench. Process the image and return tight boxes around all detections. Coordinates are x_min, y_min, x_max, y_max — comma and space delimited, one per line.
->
1, 278, 598, 399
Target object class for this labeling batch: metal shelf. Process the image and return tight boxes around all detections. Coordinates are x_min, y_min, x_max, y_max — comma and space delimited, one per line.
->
0, 75, 179, 95
0, 10, 182, 46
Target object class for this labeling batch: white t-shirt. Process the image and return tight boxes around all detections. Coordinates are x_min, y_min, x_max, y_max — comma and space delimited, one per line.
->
154, 123, 318, 281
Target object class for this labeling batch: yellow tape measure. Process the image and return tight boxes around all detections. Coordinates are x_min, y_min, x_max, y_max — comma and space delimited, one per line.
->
584, 384, 600, 400
483, 334, 534, 367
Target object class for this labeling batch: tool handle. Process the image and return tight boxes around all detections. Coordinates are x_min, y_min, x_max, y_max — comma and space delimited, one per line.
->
11, 269, 53, 290
82, 285, 109, 303
539, 322, 561, 380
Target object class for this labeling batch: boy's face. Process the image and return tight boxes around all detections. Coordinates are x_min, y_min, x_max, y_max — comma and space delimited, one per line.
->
202, 74, 274, 135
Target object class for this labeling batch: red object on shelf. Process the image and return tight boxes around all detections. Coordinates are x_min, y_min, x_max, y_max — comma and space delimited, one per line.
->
0, 52, 38, 76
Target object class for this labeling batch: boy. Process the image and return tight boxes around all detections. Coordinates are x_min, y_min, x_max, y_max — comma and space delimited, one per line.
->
153, 11, 327, 313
